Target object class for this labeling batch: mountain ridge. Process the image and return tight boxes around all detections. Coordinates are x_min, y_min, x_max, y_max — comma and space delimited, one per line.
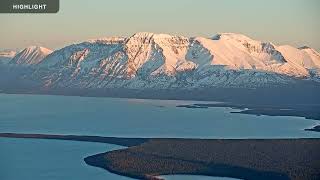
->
1, 32, 320, 91
10, 46, 52, 65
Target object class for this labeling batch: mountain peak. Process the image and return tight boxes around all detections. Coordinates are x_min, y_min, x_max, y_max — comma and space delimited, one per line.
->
298, 46, 311, 50
132, 32, 155, 37
87, 37, 126, 44
10, 46, 52, 65
298, 46, 320, 56
25, 45, 40, 50
130, 32, 187, 40
212, 33, 254, 42
26, 46, 52, 53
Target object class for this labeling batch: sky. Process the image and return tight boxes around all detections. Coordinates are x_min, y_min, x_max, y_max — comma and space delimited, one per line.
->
0, 0, 319, 51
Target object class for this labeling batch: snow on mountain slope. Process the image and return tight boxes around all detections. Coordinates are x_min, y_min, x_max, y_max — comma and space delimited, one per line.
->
139, 32, 195, 75
0, 50, 16, 64
40, 32, 196, 77
196, 33, 309, 77
298, 46, 320, 69
277, 45, 320, 80
10, 46, 52, 65
277, 45, 320, 70
26, 32, 320, 89
300, 47, 320, 67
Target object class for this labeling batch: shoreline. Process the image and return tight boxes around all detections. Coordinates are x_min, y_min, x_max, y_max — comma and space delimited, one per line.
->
305, 125, 320, 132
2, 92, 320, 133
1, 133, 319, 180
177, 103, 320, 121
1, 92, 320, 128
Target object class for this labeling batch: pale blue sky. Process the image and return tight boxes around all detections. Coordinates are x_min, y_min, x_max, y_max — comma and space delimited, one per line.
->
0, 0, 319, 51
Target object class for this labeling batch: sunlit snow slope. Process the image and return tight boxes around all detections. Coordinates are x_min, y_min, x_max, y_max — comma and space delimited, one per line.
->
10, 46, 52, 65
6, 32, 320, 89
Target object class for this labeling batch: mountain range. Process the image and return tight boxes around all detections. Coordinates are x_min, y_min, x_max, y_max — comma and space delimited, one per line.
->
1, 32, 320, 103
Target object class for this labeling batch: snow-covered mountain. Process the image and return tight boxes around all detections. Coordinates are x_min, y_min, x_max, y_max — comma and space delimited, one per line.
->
0, 50, 16, 64
278, 45, 320, 79
5, 32, 320, 90
10, 46, 52, 65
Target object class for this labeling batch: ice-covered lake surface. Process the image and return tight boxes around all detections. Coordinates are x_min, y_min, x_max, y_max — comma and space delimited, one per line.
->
0, 93, 319, 180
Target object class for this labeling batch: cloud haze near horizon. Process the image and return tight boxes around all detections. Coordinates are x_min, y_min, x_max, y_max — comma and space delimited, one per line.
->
0, 0, 319, 51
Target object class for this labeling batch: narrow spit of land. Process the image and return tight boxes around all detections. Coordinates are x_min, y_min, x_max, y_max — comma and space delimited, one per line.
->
1, 133, 319, 180
306, 125, 320, 132
177, 103, 320, 120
